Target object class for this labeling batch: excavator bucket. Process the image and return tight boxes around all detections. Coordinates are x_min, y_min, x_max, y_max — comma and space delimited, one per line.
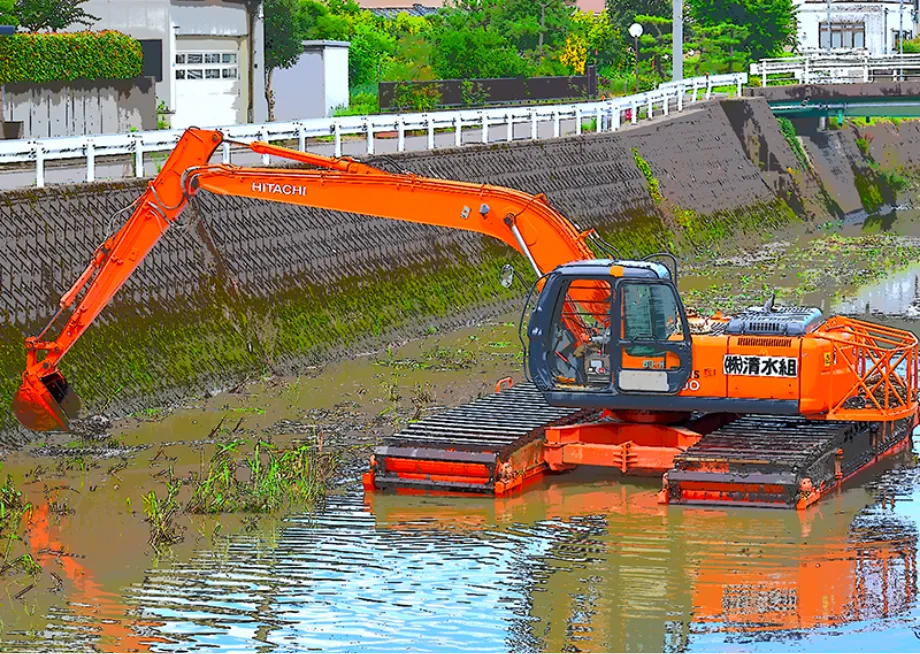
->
12, 372, 81, 432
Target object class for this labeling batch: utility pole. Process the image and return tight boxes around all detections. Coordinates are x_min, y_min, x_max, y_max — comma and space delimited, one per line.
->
672, 0, 683, 81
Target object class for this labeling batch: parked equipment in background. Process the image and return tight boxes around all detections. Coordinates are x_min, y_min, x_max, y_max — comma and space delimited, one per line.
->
13, 128, 919, 509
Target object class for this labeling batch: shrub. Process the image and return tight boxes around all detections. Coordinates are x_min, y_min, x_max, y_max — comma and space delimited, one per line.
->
0, 30, 143, 84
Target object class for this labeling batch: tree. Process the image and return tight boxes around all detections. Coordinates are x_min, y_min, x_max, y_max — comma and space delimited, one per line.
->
687, 0, 796, 60
486, 0, 573, 60
0, 0, 17, 26
13, 0, 97, 32
605, 0, 670, 35
689, 22, 749, 73
264, 0, 302, 121
429, 11, 531, 79
635, 14, 671, 78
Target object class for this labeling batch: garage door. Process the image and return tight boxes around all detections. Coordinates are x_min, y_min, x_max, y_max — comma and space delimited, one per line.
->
174, 39, 242, 128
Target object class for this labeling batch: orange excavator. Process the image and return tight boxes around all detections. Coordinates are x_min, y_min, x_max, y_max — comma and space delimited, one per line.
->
12, 127, 920, 508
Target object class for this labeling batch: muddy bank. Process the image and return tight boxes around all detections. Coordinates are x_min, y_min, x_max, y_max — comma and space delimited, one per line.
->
0, 100, 914, 444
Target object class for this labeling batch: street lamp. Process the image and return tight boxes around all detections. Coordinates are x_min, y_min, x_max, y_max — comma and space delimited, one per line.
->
630, 22, 643, 93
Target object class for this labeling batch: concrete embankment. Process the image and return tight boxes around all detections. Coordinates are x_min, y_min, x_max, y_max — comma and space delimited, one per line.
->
0, 97, 911, 441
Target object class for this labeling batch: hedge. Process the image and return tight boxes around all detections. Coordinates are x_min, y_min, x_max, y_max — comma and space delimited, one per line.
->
0, 30, 143, 84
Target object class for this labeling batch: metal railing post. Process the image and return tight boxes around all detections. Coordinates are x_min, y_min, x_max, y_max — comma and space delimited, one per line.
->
85, 139, 95, 183
454, 115, 462, 147
692, 79, 699, 102
427, 116, 434, 150
33, 141, 44, 188
333, 121, 342, 158
596, 107, 603, 132
133, 135, 145, 177
260, 128, 269, 165
631, 101, 638, 123
705, 77, 713, 100
553, 110, 560, 137
531, 110, 538, 139
575, 107, 582, 135
297, 123, 306, 151
677, 87, 684, 111
663, 93, 669, 116
222, 140, 231, 164
762, 63, 767, 87
481, 112, 489, 144
366, 119, 375, 155
397, 117, 406, 152
736, 76, 742, 96
610, 102, 621, 131
506, 112, 513, 142
648, 94, 654, 118
864, 56, 870, 82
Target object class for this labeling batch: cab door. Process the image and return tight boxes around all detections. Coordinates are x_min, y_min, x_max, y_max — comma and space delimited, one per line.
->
613, 279, 692, 394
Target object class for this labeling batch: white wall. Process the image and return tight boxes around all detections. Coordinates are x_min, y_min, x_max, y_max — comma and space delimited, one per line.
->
273, 41, 350, 121
796, 0, 917, 55
323, 46, 350, 114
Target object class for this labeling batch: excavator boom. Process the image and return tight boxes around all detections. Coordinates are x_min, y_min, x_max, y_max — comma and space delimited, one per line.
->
13, 128, 598, 432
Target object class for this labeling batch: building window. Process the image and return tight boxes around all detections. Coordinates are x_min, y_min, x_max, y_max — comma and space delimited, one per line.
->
175, 52, 239, 81
819, 22, 866, 50
894, 30, 913, 50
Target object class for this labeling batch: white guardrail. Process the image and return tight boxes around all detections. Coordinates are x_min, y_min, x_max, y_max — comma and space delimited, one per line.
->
751, 52, 920, 86
0, 73, 746, 188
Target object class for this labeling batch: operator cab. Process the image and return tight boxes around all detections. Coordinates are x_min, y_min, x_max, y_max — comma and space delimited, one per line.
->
528, 259, 692, 406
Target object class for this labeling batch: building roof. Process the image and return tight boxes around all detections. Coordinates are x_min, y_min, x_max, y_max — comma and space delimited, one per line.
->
365, 3, 441, 17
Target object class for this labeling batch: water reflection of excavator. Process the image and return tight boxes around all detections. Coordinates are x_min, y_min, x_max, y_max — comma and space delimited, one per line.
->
367, 477, 918, 650
12, 128, 920, 508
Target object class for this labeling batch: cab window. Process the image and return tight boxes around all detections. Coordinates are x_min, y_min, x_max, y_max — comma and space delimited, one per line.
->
549, 278, 612, 390
620, 282, 684, 371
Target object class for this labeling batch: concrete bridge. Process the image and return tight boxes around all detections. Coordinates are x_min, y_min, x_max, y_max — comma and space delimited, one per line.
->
747, 81, 920, 120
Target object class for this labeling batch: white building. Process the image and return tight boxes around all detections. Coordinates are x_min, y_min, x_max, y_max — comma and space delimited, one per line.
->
795, 0, 918, 55
73, 0, 268, 128
273, 41, 350, 120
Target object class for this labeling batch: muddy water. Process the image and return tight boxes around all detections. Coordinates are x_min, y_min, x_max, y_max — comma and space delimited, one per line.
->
7, 222, 920, 651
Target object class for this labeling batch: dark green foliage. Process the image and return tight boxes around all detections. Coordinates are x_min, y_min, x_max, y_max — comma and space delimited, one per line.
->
0, 31, 143, 83
13, 0, 98, 32
265, 0, 302, 71
0, 0, 17, 26
687, 0, 796, 60
606, 0, 671, 33
429, 15, 531, 79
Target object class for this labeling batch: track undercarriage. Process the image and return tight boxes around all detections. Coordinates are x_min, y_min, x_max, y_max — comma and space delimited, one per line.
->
363, 382, 916, 509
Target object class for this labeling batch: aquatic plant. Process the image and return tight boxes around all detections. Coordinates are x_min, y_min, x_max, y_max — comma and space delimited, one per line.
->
186, 438, 333, 515
0, 469, 38, 575
142, 468, 183, 552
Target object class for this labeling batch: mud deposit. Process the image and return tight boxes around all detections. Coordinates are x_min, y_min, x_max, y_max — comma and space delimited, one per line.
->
6, 213, 920, 651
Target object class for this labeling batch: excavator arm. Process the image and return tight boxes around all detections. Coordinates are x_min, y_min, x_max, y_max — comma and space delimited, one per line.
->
13, 128, 599, 432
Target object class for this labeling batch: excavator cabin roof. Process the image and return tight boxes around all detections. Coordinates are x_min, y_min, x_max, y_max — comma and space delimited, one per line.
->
553, 259, 672, 279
